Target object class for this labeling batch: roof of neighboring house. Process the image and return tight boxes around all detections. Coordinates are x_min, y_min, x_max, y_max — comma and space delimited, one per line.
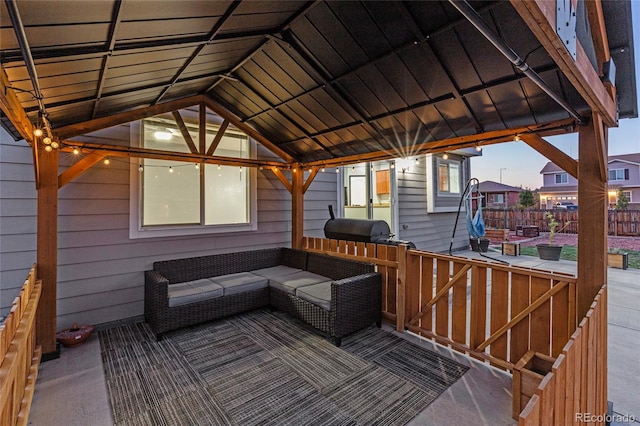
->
478, 180, 522, 193
540, 153, 640, 174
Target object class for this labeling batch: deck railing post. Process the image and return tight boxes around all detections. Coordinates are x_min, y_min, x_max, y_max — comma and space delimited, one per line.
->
396, 244, 408, 332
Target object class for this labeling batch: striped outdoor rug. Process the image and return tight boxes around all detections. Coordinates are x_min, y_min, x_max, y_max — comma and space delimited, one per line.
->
99, 309, 468, 425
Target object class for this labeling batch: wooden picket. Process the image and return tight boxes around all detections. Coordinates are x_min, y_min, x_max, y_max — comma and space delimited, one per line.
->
0, 265, 42, 426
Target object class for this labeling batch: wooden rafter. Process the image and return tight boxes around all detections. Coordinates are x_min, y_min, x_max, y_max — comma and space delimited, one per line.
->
59, 141, 288, 170
585, 0, 610, 75
0, 67, 40, 188
304, 118, 576, 168
510, 0, 617, 127
519, 133, 579, 179
591, 113, 608, 182
171, 111, 199, 154
201, 96, 294, 163
57, 153, 105, 188
54, 95, 202, 139
206, 119, 229, 156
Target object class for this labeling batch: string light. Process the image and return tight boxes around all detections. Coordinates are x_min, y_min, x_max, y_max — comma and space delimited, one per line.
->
293, 167, 297, 172
442, 153, 449, 160
168, 166, 174, 173
321, 168, 325, 173
104, 158, 110, 165
50, 141, 59, 149
138, 164, 144, 172
43, 137, 51, 145
514, 135, 521, 142
414, 158, 420, 164
44, 145, 52, 152
335, 167, 340, 173
33, 128, 43, 138
390, 162, 395, 169
475, 144, 482, 152
217, 165, 221, 170
194, 163, 200, 170
72, 147, 80, 155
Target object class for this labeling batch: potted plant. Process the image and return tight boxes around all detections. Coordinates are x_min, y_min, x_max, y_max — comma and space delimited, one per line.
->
608, 248, 629, 270
536, 212, 563, 261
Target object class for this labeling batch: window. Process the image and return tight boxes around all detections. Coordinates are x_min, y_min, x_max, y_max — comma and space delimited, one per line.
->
608, 169, 628, 181
622, 191, 632, 202
130, 119, 256, 238
491, 194, 504, 204
554, 173, 568, 184
438, 161, 460, 195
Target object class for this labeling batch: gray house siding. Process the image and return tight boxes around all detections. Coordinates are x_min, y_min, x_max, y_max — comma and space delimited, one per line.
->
0, 134, 37, 316
397, 160, 470, 253
0, 126, 337, 328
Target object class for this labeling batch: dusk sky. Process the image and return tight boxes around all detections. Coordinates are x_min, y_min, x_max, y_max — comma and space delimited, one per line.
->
471, 1, 640, 191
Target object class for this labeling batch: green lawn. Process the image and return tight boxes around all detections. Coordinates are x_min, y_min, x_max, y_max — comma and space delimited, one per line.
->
519, 246, 640, 269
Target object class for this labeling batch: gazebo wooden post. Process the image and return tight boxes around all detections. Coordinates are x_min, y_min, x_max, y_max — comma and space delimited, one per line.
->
291, 164, 304, 250
36, 145, 59, 359
577, 113, 608, 319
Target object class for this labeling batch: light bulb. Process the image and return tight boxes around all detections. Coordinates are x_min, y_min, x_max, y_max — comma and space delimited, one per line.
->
475, 145, 482, 152
195, 163, 200, 170
43, 137, 51, 145
239, 167, 242, 172
169, 166, 174, 173
50, 141, 59, 149
33, 128, 43, 138
321, 168, 325, 173
104, 158, 110, 165
442, 153, 449, 160
44, 145, 52, 152
293, 168, 297, 172
514, 135, 521, 142
72, 147, 80, 155
390, 163, 395, 169
415, 158, 420, 164
217, 165, 221, 170
138, 165, 144, 172
335, 168, 340, 173
259, 166, 263, 170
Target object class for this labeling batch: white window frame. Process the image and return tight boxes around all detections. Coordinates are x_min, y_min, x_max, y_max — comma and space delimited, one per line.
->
436, 159, 461, 196
608, 168, 625, 181
129, 121, 258, 239
554, 173, 568, 184
426, 154, 465, 213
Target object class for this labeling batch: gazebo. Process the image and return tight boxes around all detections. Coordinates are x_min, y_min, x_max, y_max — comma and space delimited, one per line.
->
0, 1, 636, 424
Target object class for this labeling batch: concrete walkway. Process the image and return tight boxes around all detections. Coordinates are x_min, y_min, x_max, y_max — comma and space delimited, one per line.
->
460, 248, 640, 423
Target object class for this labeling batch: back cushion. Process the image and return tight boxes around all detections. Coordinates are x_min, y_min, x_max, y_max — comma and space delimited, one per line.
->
154, 248, 283, 283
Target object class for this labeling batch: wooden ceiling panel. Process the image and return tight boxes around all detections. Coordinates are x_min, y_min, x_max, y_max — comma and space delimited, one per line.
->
121, 0, 231, 21
116, 18, 218, 43
106, 59, 187, 80
108, 47, 196, 68
23, 24, 109, 49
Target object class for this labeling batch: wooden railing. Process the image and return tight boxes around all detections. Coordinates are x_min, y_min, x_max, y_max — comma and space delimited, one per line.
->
519, 285, 607, 425
303, 237, 578, 370
0, 265, 42, 426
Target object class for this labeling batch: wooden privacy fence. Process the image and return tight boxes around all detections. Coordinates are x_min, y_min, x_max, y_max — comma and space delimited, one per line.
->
0, 265, 42, 426
483, 209, 640, 236
519, 285, 607, 425
302, 237, 578, 370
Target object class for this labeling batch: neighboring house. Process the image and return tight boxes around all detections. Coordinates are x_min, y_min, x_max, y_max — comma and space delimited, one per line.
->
538, 153, 640, 208
476, 180, 522, 209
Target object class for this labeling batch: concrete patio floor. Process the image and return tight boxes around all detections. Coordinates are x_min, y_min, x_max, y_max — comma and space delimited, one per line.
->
27, 250, 639, 425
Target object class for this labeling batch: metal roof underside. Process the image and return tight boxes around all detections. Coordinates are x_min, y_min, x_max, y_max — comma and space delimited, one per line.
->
0, 0, 636, 163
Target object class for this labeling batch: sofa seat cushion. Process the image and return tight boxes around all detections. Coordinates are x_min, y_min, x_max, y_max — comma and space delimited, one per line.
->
168, 279, 223, 307
269, 271, 331, 294
295, 282, 332, 311
251, 265, 303, 279
211, 272, 269, 296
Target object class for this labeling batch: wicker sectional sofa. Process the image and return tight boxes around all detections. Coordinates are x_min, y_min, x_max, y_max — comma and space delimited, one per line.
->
144, 247, 381, 346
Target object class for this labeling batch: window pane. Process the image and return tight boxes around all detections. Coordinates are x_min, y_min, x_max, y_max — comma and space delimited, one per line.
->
143, 159, 200, 225
438, 164, 449, 192
449, 164, 460, 193
204, 165, 248, 224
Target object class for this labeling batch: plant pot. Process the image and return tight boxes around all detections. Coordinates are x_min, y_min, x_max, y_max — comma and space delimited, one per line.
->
536, 244, 562, 261
608, 252, 628, 270
56, 324, 94, 347
470, 238, 490, 253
